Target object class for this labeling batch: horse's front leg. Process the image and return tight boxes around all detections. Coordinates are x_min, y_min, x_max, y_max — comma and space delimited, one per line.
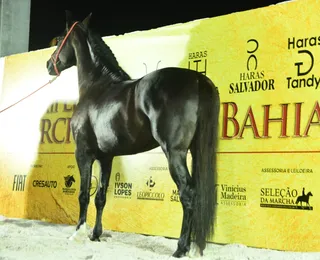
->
76, 147, 95, 230
69, 141, 95, 241
91, 155, 113, 241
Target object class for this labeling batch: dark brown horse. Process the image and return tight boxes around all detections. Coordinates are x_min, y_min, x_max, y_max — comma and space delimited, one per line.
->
46, 11, 220, 258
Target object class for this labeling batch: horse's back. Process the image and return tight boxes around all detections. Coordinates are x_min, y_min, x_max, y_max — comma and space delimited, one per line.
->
138, 67, 203, 91
136, 67, 216, 116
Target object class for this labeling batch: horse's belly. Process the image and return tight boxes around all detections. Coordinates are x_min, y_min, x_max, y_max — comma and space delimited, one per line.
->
95, 128, 158, 156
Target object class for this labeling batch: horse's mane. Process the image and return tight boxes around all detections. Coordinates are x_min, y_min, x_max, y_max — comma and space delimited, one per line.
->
87, 28, 131, 80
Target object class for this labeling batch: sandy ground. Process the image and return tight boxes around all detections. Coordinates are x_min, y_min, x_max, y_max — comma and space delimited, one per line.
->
0, 215, 319, 260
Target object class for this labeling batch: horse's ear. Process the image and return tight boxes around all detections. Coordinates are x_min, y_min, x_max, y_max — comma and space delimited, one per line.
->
65, 10, 73, 28
82, 12, 92, 29
49, 37, 57, 47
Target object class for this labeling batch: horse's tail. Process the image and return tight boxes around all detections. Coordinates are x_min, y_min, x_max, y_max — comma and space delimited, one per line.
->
190, 74, 220, 252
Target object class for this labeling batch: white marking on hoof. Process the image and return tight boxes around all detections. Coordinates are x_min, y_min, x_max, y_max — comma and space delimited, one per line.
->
187, 243, 202, 258
0, 215, 7, 221
69, 222, 90, 242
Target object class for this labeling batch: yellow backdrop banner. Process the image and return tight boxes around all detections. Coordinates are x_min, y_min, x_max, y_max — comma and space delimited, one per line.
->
0, 0, 319, 252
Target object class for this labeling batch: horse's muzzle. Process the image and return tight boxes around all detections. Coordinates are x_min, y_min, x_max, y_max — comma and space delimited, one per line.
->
46, 60, 57, 76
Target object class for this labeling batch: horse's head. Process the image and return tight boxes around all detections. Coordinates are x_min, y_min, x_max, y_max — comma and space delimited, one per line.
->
46, 11, 92, 76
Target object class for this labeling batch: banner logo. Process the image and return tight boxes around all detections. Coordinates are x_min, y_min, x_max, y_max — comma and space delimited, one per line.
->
216, 184, 247, 207
113, 172, 132, 199
62, 175, 76, 195
137, 176, 165, 201
12, 175, 27, 191
287, 36, 320, 89
260, 187, 313, 210
229, 38, 275, 94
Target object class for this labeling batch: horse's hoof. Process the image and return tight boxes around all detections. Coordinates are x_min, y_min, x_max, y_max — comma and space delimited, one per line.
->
172, 248, 187, 258
90, 236, 101, 242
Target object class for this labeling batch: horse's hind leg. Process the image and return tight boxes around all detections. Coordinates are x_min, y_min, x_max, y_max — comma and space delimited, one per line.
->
91, 156, 113, 241
166, 149, 194, 258
146, 80, 199, 257
150, 117, 197, 257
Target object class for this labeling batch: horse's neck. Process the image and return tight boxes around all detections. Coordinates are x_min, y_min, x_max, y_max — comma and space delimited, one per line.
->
73, 38, 99, 90
73, 33, 124, 94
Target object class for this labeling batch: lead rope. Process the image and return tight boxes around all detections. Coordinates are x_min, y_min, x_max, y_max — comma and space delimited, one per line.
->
0, 76, 58, 114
